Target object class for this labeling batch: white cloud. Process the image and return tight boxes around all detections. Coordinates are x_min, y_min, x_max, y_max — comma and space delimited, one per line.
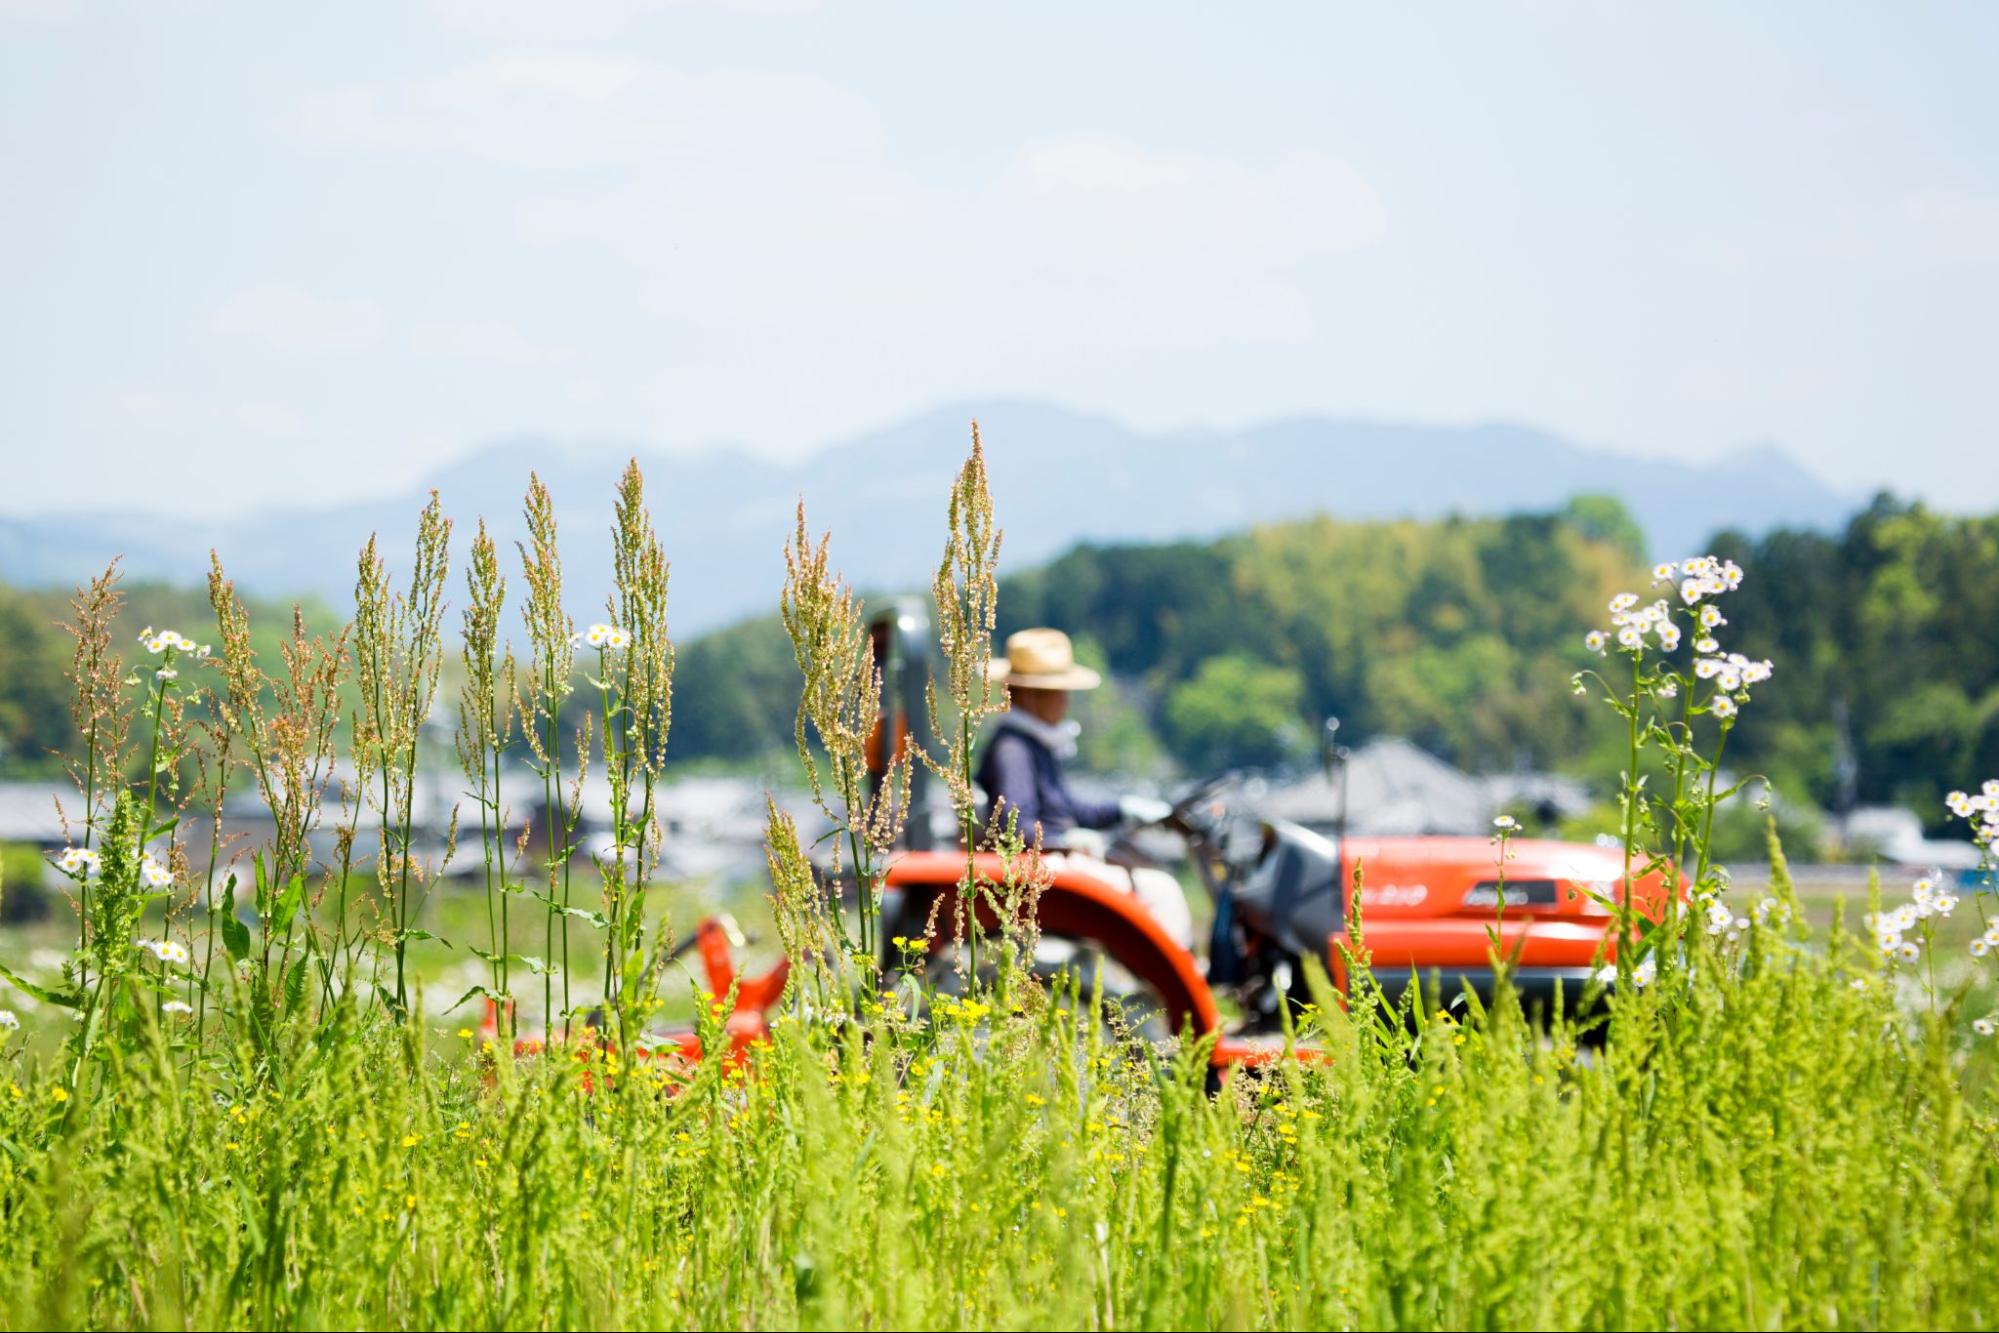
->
235, 401, 305, 437
301, 55, 1386, 362
418, 0, 821, 42
405, 319, 578, 365
1002, 139, 1387, 268
1904, 189, 1999, 264
305, 57, 870, 172
215, 285, 385, 353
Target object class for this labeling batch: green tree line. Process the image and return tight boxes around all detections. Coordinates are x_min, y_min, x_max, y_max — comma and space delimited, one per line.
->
4, 495, 1994, 830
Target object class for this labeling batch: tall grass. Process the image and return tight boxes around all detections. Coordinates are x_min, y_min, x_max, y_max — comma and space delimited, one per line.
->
1, 432, 1997, 1330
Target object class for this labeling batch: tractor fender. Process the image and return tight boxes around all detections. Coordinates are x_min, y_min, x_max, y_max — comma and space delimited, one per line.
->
884, 850, 1221, 1040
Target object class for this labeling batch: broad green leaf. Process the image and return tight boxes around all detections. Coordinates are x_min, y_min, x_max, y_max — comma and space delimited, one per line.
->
220, 876, 251, 963
0, 962, 82, 1009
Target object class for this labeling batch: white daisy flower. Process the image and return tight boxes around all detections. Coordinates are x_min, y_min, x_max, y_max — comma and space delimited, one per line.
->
54, 846, 101, 878
585, 623, 612, 648
0, 1010, 18, 1031
606, 627, 632, 650
1711, 696, 1738, 721
1652, 562, 1677, 583
1584, 630, 1607, 654
1610, 593, 1638, 613
1698, 605, 1725, 629
1617, 625, 1645, 651
161, 1000, 194, 1016
139, 857, 173, 890
1977, 1018, 1996, 1037
1679, 578, 1705, 605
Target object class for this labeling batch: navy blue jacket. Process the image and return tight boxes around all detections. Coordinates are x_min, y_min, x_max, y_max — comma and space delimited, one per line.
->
974, 716, 1120, 845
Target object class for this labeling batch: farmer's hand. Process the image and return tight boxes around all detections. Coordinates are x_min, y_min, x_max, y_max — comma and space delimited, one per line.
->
1119, 795, 1173, 826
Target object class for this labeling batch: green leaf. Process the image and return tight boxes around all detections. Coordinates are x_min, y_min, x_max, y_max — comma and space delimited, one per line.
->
401, 928, 452, 948
146, 816, 180, 843
0, 961, 82, 1009
273, 872, 306, 929
282, 960, 307, 1018
220, 876, 251, 963
448, 983, 501, 1013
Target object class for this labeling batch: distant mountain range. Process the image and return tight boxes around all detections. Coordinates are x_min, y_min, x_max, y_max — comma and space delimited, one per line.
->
1, 402, 1859, 634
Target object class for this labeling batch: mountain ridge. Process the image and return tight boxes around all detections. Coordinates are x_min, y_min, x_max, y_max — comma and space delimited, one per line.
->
0, 402, 1858, 634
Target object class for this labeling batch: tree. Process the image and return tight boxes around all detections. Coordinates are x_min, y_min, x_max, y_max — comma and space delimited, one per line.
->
1162, 654, 1307, 772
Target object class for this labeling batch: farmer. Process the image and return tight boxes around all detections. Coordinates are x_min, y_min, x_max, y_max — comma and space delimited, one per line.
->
975, 627, 1193, 948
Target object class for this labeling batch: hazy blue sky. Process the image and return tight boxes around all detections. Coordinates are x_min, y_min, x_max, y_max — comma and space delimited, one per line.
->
4, 1, 1995, 516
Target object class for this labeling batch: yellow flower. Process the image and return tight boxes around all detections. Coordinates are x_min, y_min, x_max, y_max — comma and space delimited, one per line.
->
402, 1133, 421, 1148
458, 1028, 473, 1040
49, 1086, 69, 1104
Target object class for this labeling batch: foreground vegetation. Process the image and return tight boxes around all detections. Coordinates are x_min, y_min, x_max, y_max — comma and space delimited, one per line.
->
2, 432, 1998, 1330
4, 924, 1996, 1330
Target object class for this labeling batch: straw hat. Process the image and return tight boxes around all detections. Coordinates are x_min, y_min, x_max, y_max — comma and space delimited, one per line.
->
985, 628, 1102, 691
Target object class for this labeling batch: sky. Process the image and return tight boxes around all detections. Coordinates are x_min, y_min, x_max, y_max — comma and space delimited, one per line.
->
3, 1, 1996, 517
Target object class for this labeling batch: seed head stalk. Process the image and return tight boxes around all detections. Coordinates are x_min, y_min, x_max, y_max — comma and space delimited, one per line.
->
924, 426, 1004, 983
60, 562, 129, 987
353, 495, 452, 1019
458, 520, 516, 1035
518, 474, 576, 1043
602, 461, 673, 1052
781, 498, 907, 1004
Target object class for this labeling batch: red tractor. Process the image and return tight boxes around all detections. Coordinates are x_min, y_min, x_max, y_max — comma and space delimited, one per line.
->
540, 605, 1667, 1071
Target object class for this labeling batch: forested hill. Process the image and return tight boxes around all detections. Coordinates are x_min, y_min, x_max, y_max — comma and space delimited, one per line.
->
674, 493, 1999, 822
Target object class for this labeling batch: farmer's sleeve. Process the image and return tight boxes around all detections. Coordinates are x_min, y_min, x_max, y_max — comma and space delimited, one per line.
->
1061, 781, 1123, 831
980, 733, 1044, 841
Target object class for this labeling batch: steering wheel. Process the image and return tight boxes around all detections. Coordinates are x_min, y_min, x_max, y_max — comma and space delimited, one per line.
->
1164, 771, 1234, 836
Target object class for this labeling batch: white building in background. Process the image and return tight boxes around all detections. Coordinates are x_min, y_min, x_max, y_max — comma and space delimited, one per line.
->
0, 781, 73, 851
1256, 737, 1509, 837
1836, 805, 1983, 871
